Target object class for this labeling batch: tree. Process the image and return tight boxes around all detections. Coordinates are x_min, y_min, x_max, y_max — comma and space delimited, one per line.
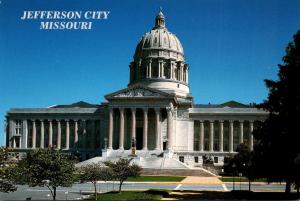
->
223, 143, 254, 191
104, 158, 141, 192
0, 147, 17, 193
252, 30, 300, 193
18, 148, 75, 200
79, 163, 113, 200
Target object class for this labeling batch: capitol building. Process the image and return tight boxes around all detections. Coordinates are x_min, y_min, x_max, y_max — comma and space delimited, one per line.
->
5, 10, 268, 168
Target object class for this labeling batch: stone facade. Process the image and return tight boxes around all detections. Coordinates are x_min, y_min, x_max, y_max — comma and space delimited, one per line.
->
4, 10, 268, 166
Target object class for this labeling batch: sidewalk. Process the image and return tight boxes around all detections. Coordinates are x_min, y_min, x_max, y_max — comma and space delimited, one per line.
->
180, 176, 223, 184
94, 176, 224, 185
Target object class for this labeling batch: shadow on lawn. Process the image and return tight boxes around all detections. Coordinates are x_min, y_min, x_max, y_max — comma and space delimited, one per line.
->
167, 190, 300, 200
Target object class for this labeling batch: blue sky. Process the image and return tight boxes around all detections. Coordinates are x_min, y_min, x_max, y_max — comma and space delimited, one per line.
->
0, 0, 299, 145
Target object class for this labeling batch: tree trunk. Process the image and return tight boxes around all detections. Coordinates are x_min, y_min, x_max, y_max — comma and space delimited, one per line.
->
248, 180, 251, 192
53, 187, 56, 201
285, 179, 291, 193
119, 180, 123, 193
93, 182, 97, 200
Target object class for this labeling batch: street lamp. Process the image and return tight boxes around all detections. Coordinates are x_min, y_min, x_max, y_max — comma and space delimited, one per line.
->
232, 163, 236, 191
65, 191, 68, 200
239, 172, 242, 191
247, 161, 252, 192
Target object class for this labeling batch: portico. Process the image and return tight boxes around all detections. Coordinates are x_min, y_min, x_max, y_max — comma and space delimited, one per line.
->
105, 85, 177, 152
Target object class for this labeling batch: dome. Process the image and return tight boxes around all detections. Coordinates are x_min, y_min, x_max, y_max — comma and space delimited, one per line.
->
134, 28, 184, 61
134, 11, 184, 61
128, 9, 190, 97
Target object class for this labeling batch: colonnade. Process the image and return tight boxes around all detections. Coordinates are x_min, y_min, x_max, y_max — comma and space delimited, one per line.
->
130, 59, 189, 83
195, 120, 256, 152
28, 119, 91, 149
107, 107, 173, 151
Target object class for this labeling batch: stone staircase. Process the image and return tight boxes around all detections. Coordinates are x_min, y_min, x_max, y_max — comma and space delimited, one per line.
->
141, 168, 216, 177
75, 150, 216, 177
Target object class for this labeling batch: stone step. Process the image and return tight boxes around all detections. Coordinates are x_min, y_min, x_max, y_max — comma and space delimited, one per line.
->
141, 168, 215, 177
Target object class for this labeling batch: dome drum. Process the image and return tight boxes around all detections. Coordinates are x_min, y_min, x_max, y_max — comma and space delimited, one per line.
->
129, 59, 189, 84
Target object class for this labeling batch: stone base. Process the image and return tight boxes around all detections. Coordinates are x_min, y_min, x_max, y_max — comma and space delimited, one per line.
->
163, 150, 174, 158
102, 148, 113, 157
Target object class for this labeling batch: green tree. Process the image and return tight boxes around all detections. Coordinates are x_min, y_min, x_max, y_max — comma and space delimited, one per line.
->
79, 163, 113, 200
18, 148, 75, 200
0, 147, 17, 193
104, 158, 141, 193
252, 30, 300, 193
223, 143, 254, 191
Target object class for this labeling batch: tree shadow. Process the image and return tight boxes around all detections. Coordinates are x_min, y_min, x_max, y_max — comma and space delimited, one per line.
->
167, 190, 300, 200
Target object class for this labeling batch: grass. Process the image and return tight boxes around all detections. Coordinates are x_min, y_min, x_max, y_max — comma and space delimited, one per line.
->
127, 176, 185, 182
86, 190, 300, 200
220, 176, 267, 182
168, 190, 300, 200
86, 189, 170, 200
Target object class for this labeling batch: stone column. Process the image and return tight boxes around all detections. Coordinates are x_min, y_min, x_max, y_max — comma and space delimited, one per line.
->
219, 121, 224, 152
119, 108, 125, 150
146, 62, 149, 78
155, 108, 160, 150
57, 120, 61, 149
161, 61, 165, 77
131, 108, 136, 142
249, 120, 254, 151
158, 61, 161, 78
167, 107, 173, 151
170, 61, 174, 79
149, 59, 152, 78
209, 120, 214, 152
180, 65, 184, 81
40, 120, 44, 148
143, 108, 148, 150
229, 120, 234, 152
186, 67, 189, 83
22, 120, 28, 149
74, 120, 78, 146
199, 121, 204, 152
239, 120, 244, 144
8, 120, 14, 148
48, 120, 53, 147
32, 120, 36, 148
65, 120, 70, 149
108, 108, 113, 149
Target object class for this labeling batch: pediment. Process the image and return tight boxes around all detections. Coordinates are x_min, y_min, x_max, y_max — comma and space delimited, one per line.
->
105, 86, 174, 100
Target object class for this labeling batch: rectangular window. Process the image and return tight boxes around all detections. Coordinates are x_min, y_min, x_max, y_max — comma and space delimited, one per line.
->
179, 156, 184, 163
194, 156, 199, 163
214, 157, 218, 163
14, 120, 22, 135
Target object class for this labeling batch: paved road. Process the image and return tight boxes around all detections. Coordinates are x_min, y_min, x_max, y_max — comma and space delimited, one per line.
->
0, 182, 286, 200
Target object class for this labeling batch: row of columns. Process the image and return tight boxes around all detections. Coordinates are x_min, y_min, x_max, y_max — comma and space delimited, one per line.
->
107, 107, 173, 151
30, 119, 79, 149
132, 60, 189, 83
198, 120, 255, 153
148, 60, 188, 83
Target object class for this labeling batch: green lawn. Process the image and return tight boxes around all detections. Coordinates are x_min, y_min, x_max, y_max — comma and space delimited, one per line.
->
127, 176, 185, 182
86, 190, 170, 200
220, 177, 267, 182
